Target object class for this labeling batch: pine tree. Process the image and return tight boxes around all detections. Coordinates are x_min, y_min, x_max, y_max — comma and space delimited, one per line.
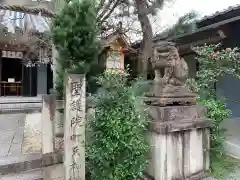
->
163, 11, 199, 38
52, 0, 99, 98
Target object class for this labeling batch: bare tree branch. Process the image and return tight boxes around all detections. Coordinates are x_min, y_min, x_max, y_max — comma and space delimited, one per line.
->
97, 0, 116, 21
100, 0, 121, 22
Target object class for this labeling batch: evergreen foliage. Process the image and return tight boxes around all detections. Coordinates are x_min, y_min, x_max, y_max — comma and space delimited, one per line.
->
86, 70, 149, 180
51, 0, 99, 99
162, 11, 199, 38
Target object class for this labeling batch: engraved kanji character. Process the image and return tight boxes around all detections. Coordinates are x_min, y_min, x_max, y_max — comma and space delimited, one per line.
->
71, 82, 82, 96
70, 99, 82, 111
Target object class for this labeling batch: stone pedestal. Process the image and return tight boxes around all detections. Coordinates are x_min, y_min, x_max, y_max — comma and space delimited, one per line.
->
145, 86, 197, 106
146, 104, 211, 180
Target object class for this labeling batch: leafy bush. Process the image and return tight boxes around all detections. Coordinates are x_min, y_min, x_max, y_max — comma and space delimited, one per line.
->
192, 44, 240, 99
199, 98, 232, 177
188, 44, 240, 177
86, 70, 149, 180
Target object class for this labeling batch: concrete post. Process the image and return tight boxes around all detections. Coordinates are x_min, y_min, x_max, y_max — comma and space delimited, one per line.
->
64, 73, 86, 180
41, 94, 56, 154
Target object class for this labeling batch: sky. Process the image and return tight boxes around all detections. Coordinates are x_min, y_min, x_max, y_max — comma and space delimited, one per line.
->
152, 0, 240, 34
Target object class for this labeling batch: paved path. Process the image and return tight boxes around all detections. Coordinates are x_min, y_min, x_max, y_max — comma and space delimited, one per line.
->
222, 118, 240, 158
0, 113, 25, 157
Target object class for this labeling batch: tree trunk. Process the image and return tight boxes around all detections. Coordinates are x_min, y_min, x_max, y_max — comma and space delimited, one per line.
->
134, 0, 153, 78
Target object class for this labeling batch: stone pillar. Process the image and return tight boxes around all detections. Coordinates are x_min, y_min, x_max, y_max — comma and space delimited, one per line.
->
145, 99, 211, 180
41, 95, 56, 154
64, 73, 86, 180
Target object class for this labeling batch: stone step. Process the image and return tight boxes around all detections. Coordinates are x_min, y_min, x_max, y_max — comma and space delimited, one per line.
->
43, 164, 64, 180
0, 164, 65, 180
0, 152, 63, 175
0, 153, 42, 175
0, 169, 43, 180
0, 103, 42, 113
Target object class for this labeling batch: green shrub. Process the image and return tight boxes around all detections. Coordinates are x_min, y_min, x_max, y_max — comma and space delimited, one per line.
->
188, 44, 240, 177
198, 98, 232, 178
86, 70, 149, 180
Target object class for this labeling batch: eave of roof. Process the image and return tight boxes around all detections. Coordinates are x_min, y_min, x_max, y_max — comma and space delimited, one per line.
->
131, 13, 240, 50
197, 4, 240, 24
129, 4, 240, 52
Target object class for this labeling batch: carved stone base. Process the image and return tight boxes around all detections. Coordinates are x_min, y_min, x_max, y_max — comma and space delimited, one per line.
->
149, 118, 211, 134
147, 105, 211, 133
145, 82, 197, 106
148, 105, 205, 122
147, 104, 211, 134
145, 93, 197, 106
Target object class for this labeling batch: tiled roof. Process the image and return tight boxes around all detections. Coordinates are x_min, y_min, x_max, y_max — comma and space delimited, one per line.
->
197, 4, 240, 23
131, 4, 240, 49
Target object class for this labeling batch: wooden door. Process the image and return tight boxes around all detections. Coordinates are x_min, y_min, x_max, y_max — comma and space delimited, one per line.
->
22, 65, 38, 96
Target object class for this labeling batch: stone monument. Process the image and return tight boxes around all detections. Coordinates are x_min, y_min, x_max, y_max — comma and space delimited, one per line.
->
64, 73, 86, 180
145, 42, 211, 180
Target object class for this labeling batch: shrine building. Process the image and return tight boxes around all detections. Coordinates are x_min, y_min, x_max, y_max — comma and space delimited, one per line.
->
0, 8, 53, 97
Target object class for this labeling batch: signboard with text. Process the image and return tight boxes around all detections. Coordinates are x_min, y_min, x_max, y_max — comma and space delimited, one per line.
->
106, 50, 124, 70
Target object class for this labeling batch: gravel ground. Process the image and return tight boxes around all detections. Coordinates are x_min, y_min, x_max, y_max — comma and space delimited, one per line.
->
22, 112, 64, 154
22, 113, 42, 154
203, 169, 240, 180
204, 175, 240, 180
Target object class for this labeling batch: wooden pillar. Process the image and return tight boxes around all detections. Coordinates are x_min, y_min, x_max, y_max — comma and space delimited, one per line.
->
52, 45, 58, 89
41, 94, 56, 154
64, 73, 86, 180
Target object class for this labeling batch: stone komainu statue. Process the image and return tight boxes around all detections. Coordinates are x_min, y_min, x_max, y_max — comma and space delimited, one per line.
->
147, 41, 196, 106
150, 42, 189, 95
163, 46, 188, 87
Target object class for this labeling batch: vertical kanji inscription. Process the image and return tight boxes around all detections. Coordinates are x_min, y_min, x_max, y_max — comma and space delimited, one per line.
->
64, 74, 85, 180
